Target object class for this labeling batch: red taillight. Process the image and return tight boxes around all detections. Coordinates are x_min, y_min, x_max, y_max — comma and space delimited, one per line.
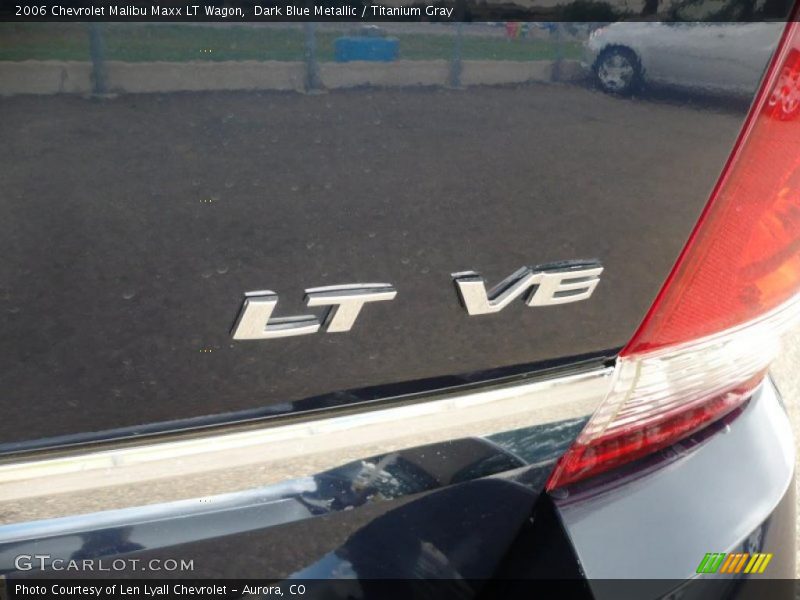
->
547, 22, 800, 490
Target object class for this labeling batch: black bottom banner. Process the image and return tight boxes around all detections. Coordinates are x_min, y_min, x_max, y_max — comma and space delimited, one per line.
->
2, 578, 799, 600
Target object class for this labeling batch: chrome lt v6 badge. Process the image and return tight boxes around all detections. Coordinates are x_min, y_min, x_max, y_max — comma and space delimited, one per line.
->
452, 262, 603, 316
231, 261, 602, 340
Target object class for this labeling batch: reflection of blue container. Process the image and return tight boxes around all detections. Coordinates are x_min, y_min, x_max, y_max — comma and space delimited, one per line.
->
334, 37, 399, 62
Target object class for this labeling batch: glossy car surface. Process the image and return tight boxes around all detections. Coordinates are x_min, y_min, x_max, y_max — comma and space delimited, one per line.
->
0, 17, 797, 595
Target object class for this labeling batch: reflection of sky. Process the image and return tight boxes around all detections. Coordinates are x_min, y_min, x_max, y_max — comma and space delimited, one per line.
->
0, 480, 317, 570
289, 551, 358, 579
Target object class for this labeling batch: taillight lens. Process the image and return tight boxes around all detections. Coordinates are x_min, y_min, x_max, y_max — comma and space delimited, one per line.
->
547, 21, 800, 490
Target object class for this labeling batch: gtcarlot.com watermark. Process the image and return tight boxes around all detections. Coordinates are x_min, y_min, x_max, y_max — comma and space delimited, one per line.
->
14, 554, 194, 572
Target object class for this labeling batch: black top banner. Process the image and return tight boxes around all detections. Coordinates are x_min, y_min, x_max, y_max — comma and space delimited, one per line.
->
0, 0, 795, 22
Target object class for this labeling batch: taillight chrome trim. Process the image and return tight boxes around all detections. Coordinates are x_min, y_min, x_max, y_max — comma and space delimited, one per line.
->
0, 366, 613, 527
548, 291, 800, 489
587, 290, 800, 441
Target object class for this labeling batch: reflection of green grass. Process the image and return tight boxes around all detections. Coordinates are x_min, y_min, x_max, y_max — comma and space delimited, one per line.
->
0, 24, 581, 62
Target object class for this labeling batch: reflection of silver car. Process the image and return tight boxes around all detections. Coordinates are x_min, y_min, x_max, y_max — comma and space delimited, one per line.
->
583, 22, 784, 96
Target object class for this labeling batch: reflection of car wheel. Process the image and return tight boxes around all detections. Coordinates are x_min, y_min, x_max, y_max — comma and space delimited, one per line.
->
767, 62, 800, 120
595, 47, 641, 95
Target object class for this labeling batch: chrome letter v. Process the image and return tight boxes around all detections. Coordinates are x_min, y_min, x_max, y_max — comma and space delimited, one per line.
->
452, 262, 603, 316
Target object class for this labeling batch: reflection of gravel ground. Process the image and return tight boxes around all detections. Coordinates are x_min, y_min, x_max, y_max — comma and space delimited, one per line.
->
769, 326, 800, 576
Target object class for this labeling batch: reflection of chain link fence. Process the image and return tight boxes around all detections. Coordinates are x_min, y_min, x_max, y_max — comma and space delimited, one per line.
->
450, 23, 464, 88
88, 23, 107, 95
1, 23, 589, 96
303, 23, 323, 91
